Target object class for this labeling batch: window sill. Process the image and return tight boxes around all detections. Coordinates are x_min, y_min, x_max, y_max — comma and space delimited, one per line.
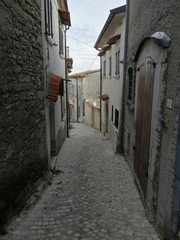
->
111, 121, 118, 132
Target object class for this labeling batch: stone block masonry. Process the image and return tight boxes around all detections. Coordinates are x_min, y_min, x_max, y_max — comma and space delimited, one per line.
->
0, 0, 48, 230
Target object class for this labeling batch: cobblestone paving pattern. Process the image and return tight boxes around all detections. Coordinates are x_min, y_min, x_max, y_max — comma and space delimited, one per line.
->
1, 124, 161, 240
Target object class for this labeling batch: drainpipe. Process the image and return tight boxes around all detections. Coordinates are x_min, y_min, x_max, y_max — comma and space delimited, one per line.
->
100, 58, 102, 131
76, 78, 79, 123
119, 0, 129, 153
65, 26, 70, 137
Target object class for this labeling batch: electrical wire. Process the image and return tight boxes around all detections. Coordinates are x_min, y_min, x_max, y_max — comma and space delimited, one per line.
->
67, 35, 95, 49
88, 55, 98, 70
67, 35, 99, 71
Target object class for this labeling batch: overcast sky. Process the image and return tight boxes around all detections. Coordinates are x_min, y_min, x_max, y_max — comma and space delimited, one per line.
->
67, 0, 126, 74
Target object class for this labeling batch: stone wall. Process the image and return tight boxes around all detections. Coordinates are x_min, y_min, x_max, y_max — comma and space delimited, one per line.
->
83, 71, 100, 101
0, 0, 48, 229
124, 0, 180, 236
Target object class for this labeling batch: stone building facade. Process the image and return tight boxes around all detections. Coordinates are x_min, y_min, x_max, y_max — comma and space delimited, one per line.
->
0, 0, 48, 230
123, 0, 180, 237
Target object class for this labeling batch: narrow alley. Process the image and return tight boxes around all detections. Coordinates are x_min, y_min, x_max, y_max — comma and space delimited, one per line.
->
1, 124, 160, 240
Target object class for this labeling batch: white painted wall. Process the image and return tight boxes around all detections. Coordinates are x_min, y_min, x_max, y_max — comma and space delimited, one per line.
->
101, 18, 125, 151
41, 0, 67, 159
49, 0, 66, 137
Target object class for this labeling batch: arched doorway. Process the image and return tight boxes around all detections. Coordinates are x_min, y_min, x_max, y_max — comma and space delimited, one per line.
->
134, 57, 155, 197
133, 32, 171, 199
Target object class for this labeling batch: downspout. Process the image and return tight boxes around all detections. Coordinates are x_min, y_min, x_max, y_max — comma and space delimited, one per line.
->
100, 57, 102, 131
119, 0, 129, 153
76, 78, 79, 123
65, 26, 70, 137
93, 48, 101, 131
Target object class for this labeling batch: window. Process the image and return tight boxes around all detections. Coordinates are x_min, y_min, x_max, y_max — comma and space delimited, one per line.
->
115, 49, 120, 75
109, 57, 112, 76
128, 67, 133, 101
127, 67, 135, 104
83, 99, 85, 116
103, 60, 106, 77
111, 105, 114, 121
45, 0, 53, 38
61, 96, 64, 120
115, 109, 119, 129
59, 23, 63, 54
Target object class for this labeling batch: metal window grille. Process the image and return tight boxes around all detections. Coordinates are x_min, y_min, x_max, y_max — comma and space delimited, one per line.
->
111, 105, 114, 121
109, 57, 111, 76
128, 67, 133, 101
45, 0, 53, 37
115, 50, 120, 75
115, 109, 119, 129
103, 60, 106, 76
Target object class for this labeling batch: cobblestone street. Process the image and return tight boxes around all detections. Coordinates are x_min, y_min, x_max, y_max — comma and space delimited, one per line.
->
1, 124, 161, 240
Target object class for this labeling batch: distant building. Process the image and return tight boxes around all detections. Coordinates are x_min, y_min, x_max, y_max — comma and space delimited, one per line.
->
69, 70, 100, 129
94, 5, 126, 152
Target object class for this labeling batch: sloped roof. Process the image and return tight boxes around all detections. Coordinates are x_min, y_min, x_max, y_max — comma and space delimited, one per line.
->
94, 5, 126, 49
69, 69, 100, 78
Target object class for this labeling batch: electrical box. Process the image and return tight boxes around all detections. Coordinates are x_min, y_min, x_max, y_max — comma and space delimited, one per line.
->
167, 99, 173, 109
162, 119, 169, 128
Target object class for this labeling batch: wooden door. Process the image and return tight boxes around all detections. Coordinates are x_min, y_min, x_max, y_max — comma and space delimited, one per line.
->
134, 57, 155, 198
171, 112, 180, 233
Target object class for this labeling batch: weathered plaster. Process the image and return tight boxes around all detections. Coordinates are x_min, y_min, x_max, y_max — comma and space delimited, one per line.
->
124, 0, 180, 236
